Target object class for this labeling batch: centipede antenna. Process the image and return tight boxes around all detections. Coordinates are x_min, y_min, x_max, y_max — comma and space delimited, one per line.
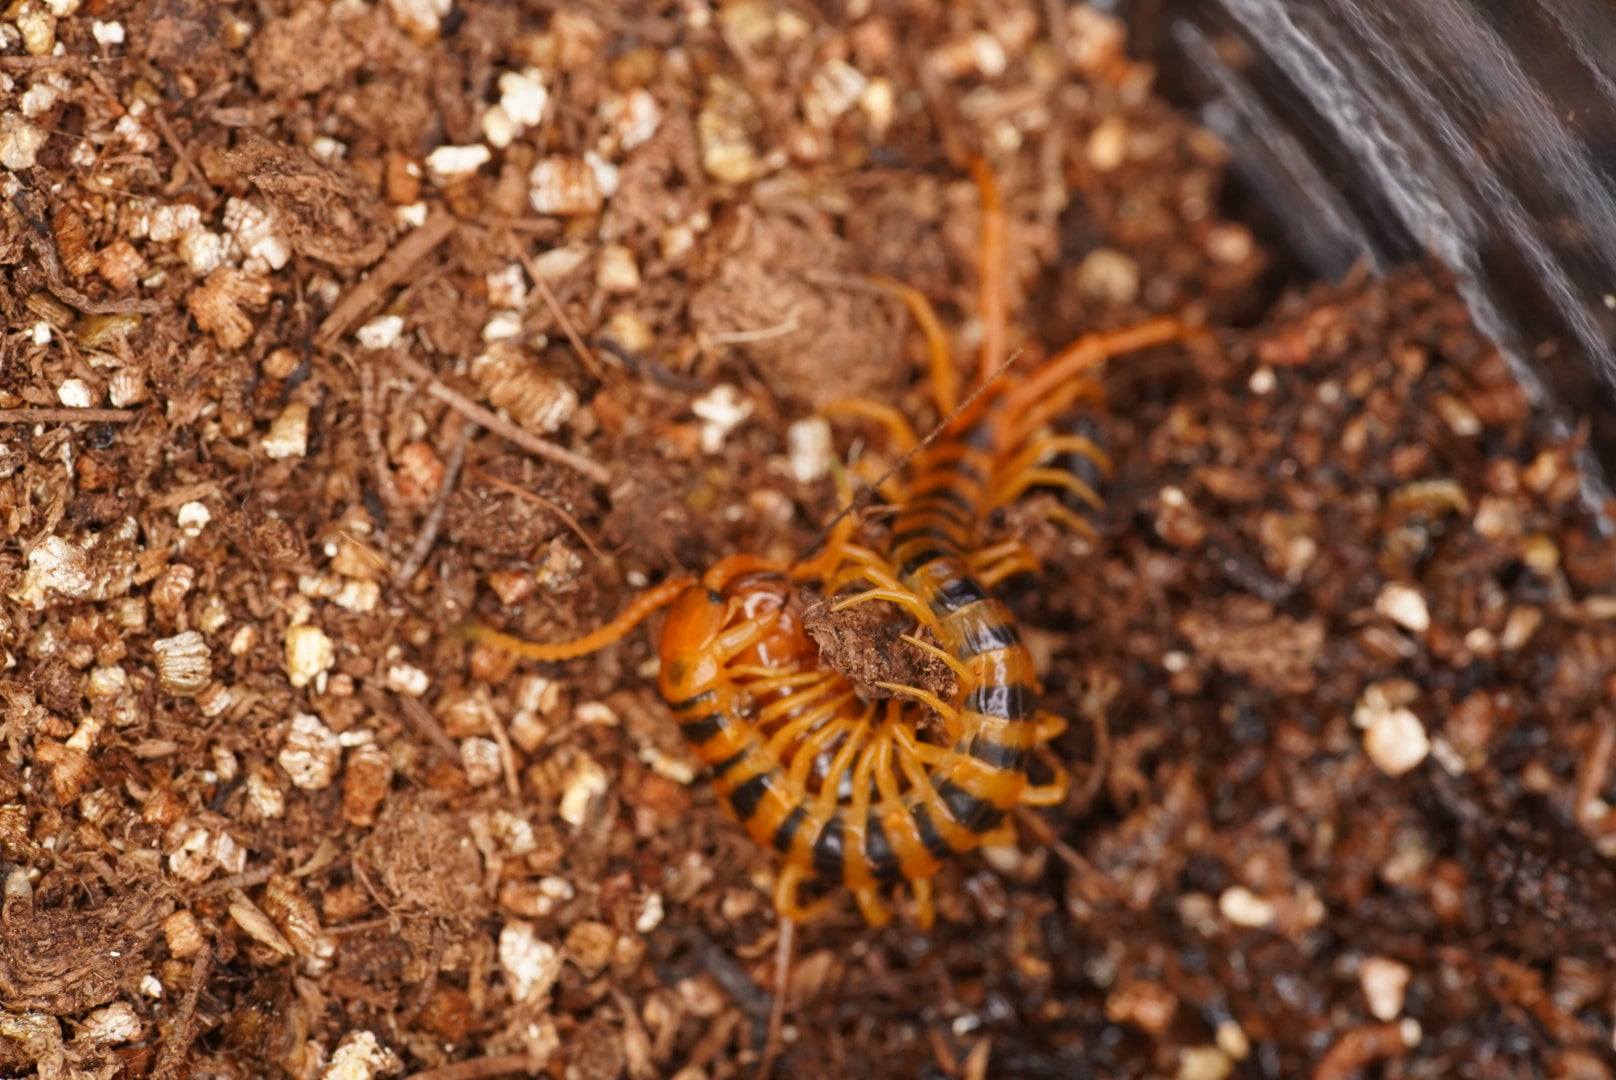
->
795, 346, 1028, 569
456, 574, 694, 661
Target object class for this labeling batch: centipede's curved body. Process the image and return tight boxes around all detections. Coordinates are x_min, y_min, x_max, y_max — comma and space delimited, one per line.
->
466, 162, 1191, 927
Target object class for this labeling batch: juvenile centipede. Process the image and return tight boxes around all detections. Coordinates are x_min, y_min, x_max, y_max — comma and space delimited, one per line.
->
465, 161, 1191, 928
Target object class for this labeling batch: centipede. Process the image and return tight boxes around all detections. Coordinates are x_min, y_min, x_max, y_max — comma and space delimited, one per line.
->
463, 160, 1193, 929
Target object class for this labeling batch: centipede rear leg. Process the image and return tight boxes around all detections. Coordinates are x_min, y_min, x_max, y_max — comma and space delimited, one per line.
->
773, 863, 837, 925
863, 273, 965, 417
1018, 752, 1072, 808
966, 157, 1010, 388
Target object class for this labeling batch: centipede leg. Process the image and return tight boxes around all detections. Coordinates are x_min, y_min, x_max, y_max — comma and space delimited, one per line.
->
990, 466, 1103, 512
1004, 379, 1108, 449
774, 861, 835, 924
910, 875, 937, 932
1034, 710, 1068, 740
822, 396, 922, 454
977, 820, 1020, 849
1009, 317, 1193, 417
831, 587, 944, 635
459, 574, 695, 662
864, 274, 962, 418
967, 157, 1009, 389
824, 546, 906, 592
712, 610, 782, 662
968, 540, 1043, 588
872, 680, 963, 730
851, 884, 894, 928
790, 469, 869, 584
1040, 503, 1102, 543
1018, 750, 1071, 807
1020, 711, 1071, 807
997, 433, 1113, 489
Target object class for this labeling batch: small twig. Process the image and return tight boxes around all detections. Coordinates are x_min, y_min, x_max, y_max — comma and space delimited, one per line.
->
471, 215, 564, 235
404, 1052, 548, 1080
0, 55, 89, 70
519, 252, 608, 383
704, 316, 802, 347
151, 948, 212, 1080
397, 930, 444, 1028
188, 865, 276, 899
1013, 805, 1113, 900
395, 692, 463, 766
149, 106, 217, 203
678, 926, 774, 1024
360, 363, 404, 527
393, 419, 473, 588
386, 350, 610, 485
318, 208, 457, 345
756, 917, 794, 1080
1575, 716, 1616, 842
483, 693, 522, 799
0, 407, 137, 423
465, 464, 606, 561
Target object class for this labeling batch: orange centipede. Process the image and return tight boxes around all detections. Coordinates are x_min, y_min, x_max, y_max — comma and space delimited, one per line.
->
464, 160, 1192, 928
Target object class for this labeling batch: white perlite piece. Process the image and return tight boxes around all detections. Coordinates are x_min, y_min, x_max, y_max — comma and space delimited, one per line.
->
262, 401, 311, 459
1375, 582, 1431, 634
786, 417, 833, 483
177, 500, 212, 537
279, 713, 341, 790
322, 1031, 402, 1080
1217, 886, 1275, 929
498, 921, 563, 1004
0, 112, 49, 169
425, 143, 491, 181
18, 535, 92, 607
355, 313, 405, 349
384, 0, 453, 38
384, 663, 429, 696
1176, 1046, 1233, 1080
691, 385, 753, 453
460, 737, 503, 788
80, 1002, 142, 1045
284, 624, 334, 689
1363, 706, 1430, 777
482, 69, 548, 149
558, 753, 608, 828
56, 378, 96, 408
1359, 956, 1411, 1021
152, 631, 213, 695
223, 197, 290, 270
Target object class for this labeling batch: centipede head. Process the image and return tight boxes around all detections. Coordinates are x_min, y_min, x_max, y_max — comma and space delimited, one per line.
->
728, 573, 820, 670
658, 559, 818, 699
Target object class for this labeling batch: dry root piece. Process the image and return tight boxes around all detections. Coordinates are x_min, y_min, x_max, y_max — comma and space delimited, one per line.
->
224, 137, 391, 268
0, 872, 163, 1015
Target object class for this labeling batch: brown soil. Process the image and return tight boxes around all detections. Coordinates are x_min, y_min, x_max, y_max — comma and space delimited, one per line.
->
1, 2, 1613, 1079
